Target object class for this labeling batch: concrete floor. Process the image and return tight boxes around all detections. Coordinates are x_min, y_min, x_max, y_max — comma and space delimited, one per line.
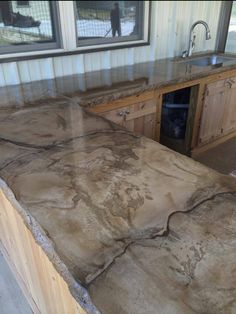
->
0, 251, 32, 314
194, 137, 236, 175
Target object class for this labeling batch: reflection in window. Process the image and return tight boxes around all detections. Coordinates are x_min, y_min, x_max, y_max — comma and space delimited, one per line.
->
16, 1, 30, 7
75, 1, 145, 47
0, 1, 58, 53
225, 1, 236, 52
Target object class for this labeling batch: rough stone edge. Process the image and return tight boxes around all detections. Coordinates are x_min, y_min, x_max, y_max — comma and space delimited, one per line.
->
0, 178, 100, 314
76, 63, 236, 108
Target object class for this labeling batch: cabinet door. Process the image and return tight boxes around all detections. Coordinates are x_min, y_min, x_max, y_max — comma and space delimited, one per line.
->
198, 80, 229, 146
221, 78, 236, 135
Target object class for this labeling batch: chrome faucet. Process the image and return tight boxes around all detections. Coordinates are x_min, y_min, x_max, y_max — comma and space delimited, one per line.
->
182, 20, 211, 58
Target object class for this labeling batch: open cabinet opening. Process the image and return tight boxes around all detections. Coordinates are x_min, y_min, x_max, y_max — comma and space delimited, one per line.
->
160, 86, 194, 156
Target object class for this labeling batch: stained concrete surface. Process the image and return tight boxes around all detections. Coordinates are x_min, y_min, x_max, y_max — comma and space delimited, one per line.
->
89, 193, 236, 314
194, 137, 236, 175
1, 101, 236, 313
0, 251, 32, 314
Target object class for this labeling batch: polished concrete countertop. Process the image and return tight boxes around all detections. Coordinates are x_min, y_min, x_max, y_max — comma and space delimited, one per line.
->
1, 52, 236, 109
1, 99, 236, 313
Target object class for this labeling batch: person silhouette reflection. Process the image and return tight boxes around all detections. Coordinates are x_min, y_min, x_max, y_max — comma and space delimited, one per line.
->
110, 3, 121, 37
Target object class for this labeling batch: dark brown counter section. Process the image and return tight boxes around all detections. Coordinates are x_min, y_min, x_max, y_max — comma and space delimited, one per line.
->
1, 52, 236, 109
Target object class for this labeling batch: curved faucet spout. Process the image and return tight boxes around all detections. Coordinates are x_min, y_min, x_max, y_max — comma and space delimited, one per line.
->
183, 20, 211, 58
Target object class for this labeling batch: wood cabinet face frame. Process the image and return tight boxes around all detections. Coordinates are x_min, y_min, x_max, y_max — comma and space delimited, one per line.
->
89, 68, 236, 155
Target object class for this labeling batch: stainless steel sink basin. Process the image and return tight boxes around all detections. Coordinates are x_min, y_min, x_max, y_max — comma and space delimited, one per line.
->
180, 54, 236, 67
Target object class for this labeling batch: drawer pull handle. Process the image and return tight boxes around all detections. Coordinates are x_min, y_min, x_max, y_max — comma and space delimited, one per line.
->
117, 109, 130, 116
225, 79, 235, 88
225, 81, 232, 88
117, 111, 124, 116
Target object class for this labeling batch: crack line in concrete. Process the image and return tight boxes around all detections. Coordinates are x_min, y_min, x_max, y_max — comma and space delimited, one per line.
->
86, 190, 236, 287
0, 129, 139, 151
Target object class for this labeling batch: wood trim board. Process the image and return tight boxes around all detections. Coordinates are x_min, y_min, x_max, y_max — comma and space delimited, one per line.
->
0, 189, 86, 314
191, 129, 236, 157
90, 90, 155, 113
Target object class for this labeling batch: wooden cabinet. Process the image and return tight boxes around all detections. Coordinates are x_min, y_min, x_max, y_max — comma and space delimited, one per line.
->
100, 100, 157, 140
86, 69, 236, 154
89, 91, 159, 141
198, 76, 236, 146
221, 78, 236, 134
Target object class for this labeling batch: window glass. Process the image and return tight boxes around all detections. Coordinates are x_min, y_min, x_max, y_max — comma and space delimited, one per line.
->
75, 1, 146, 47
225, 1, 236, 52
0, 1, 59, 53
17, 1, 30, 7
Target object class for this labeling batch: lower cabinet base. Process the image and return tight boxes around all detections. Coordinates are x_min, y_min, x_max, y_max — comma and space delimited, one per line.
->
191, 129, 236, 157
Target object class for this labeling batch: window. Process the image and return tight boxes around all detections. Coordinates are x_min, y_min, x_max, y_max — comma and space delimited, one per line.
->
225, 1, 236, 52
0, 1, 150, 59
0, 1, 60, 54
16, 1, 30, 7
217, 1, 236, 53
74, 1, 150, 50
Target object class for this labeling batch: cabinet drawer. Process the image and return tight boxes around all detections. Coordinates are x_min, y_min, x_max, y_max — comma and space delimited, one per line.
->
99, 106, 130, 126
98, 100, 156, 124
126, 100, 157, 121
90, 97, 158, 141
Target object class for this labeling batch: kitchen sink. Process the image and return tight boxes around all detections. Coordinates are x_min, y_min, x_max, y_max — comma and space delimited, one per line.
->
179, 54, 236, 67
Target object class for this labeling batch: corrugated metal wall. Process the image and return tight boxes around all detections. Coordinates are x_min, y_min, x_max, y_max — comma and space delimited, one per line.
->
0, 1, 222, 87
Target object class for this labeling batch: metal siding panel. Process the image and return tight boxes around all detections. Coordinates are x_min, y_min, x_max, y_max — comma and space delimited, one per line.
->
17, 61, 31, 83
38, 58, 55, 80
61, 56, 74, 76
71, 55, 85, 74
110, 48, 135, 68
100, 50, 111, 69
133, 46, 148, 64
53, 57, 64, 77
110, 49, 125, 68
2, 62, 20, 86
149, 0, 159, 61
0, 65, 6, 87
84, 51, 109, 73
27, 60, 42, 82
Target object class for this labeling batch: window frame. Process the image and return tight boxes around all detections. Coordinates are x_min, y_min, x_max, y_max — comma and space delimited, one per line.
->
0, 1, 62, 55
0, 0, 151, 62
74, 1, 151, 52
16, 1, 30, 8
216, 1, 234, 53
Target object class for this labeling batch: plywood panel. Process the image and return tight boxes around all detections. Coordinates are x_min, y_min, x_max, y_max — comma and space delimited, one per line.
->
221, 78, 236, 135
143, 113, 156, 139
198, 80, 228, 146
197, 75, 236, 148
0, 189, 86, 314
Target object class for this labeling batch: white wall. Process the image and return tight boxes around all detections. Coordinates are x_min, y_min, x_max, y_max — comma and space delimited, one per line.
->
0, 1, 222, 87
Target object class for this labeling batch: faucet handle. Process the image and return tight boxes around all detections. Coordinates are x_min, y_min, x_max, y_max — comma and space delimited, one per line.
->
206, 31, 211, 40
192, 35, 196, 48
